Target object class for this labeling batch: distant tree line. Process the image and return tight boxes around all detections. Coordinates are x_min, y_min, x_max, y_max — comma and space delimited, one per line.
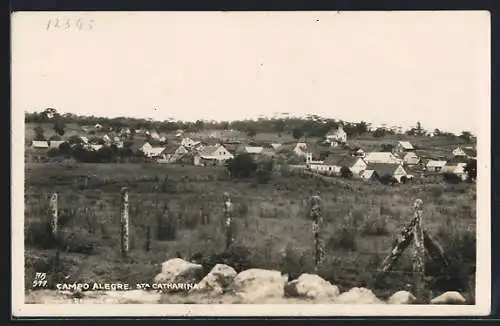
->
25, 109, 474, 141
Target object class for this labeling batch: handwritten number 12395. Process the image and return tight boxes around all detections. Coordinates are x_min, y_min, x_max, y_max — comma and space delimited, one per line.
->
46, 18, 94, 31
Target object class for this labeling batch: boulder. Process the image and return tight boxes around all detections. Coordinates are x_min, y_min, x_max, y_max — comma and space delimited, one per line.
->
231, 268, 287, 303
430, 291, 467, 304
190, 264, 237, 296
334, 287, 384, 304
387, 291, 416, 304
284, 273, 340, 301
153, 258, 204, 284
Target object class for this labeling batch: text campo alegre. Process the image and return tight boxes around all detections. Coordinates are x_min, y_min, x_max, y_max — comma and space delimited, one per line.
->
55, 282, 200, 292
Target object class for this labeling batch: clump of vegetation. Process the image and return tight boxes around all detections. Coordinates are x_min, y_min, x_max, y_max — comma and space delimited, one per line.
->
360, 215, 390, 236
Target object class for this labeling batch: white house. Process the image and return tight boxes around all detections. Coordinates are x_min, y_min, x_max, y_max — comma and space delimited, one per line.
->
440, 162, 468, 181
367, 163, 408, 183
244, 146, 264, 155
453, 146, 476, 159
181, 137, 200, 149
293, 142, 311, 157
324, 124, 347, 147
402, 152, 420, 166
31, 140, 49, 149
196, 144, 234, 165
364, 152, 402, 164
425, 160, 447, 172
393, 141, 415, 155
158, 145, 189, 163
49, 140, 65, 149
310, 155, 367, 177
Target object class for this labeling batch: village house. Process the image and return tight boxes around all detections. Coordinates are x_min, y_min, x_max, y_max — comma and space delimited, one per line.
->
270, 143, 282, 151
80, 136, 89, 144
194, 144, 234, 166
324, 124, 347, 148
360, 169, 377, 181
366, 163, 408, 183
95, 123, 103, 130
181, 137, 200, 149
31, 140, 49, 149
158, 145, 189, 163
393, 141, 415, 155
363, 152, 402, 165
350, 147, 366, 158
402, 152, 421, 167
145, 146, 167, 159
425, 160, 447, 172
49, 140, 65, 150
243, 146, 264, 156
139, 142, 154, 156
293, 142, 313, 158
440, 162, 468, 181
452, 146, 477, 159
322, 155, 368, 177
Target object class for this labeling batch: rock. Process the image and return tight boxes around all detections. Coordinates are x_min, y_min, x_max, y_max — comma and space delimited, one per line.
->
284, 273, 340, 301
334, 287, 384, 304
190, 264, 237, 296
430, 291, 467, 304
387, 291, 416, 304
153, 258, 204, 285
231, 268, 287, 303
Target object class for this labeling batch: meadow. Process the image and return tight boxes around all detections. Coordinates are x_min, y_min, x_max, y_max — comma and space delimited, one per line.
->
24, 161, 477, 302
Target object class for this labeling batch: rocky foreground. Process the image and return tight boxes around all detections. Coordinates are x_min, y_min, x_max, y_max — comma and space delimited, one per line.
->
26, 258, 468, 305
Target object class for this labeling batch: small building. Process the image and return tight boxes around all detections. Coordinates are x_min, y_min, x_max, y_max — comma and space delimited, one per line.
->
158, 145, 189, 163
195, 144, 234, 166
453, 146, 476, 159
402, 152, 421, 166
364, 152, 402, 165
48, 140, 65, 150
324, 124, 347, 148
367, 163, 408, 183
270, 143, 282, 151
244, 146, 264, 155
394, 141, 415, 155
440, 162, 468, 181
425, 160, 447, 172
360, 169, 377, 181
31, 140, 49, 149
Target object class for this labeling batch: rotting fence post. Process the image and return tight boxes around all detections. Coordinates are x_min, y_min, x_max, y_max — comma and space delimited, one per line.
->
49, 193, 58, 236
311, 194, 324, 273
223, 192, 233, 251
412, 198, 425, 303
120, 187, 130, 258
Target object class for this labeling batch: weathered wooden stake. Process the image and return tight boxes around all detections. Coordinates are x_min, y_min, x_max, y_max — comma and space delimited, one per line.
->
49, 193, 58, 236
223, 192, 233, 251
145, 226, 151, 252
120, 187, 130, 258
310, 194, 324, 273
412, 198, 425, 302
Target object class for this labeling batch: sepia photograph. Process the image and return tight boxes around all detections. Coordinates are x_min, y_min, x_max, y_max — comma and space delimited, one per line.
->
11, 11, 491, 317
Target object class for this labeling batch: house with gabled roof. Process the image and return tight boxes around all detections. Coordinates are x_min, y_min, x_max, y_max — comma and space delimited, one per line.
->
324, 124, 347, 148
31, 140, 49, 149
402, 152, 421, 166
158, 145, 189, 163
366, 163, 408, 183
364, 152, 402, 165
49, 140, 65, 150
453, 146, 476, 159
425, 160, 447, 172
293, 142, 311, 157
394, 141, 415, 155
195, 144, 234, 166
440, 162, 468, 181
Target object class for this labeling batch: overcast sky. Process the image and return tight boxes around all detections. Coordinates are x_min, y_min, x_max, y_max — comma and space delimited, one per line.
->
12, 11, 489, 134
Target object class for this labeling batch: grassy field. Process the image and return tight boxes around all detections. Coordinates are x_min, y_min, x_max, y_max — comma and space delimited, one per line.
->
24, 161, 476, 302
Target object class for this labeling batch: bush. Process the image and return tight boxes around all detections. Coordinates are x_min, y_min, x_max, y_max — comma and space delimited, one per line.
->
361, 215, 390, 236
443, 172, 462, 184
379, 174, 397, 185
327, 223, 358, 252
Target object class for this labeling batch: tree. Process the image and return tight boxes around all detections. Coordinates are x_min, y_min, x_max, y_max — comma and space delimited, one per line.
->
380, 144, 394, 152
373, 128, 386, 138
226, 154, 258, 178
58, 142, 71, 156
274, 119, 285, 137
68, 135, 83, 145
292, 127, 304, 140
464, 159, 477, 182
194, 120, 205, 132
459, 131, 474, 144
246, 127, 257, 138
53, 116, 66, 136
34, 125, 45, 141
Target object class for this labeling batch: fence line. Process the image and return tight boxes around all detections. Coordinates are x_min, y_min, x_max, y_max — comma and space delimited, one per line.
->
37, 190, 454, 294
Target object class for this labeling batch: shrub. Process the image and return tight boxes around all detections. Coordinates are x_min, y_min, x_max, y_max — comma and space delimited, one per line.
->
361, 215, 390, 236
443, 172, 462, 184
327, 223, 358, 252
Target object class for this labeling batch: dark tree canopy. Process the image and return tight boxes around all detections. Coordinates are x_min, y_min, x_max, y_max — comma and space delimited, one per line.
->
226, 154, 258, 178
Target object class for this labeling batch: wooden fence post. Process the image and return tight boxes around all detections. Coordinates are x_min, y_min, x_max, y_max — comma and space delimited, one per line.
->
310, 194, 324, 273
120, 187, 130, 258
145, 226, 151, 252
223, 192, 233, 251
412, 198, 425, 302
49, 193, 58, 236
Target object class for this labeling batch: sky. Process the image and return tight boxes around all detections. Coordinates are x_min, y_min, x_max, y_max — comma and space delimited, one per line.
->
12, 11, 490, 135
